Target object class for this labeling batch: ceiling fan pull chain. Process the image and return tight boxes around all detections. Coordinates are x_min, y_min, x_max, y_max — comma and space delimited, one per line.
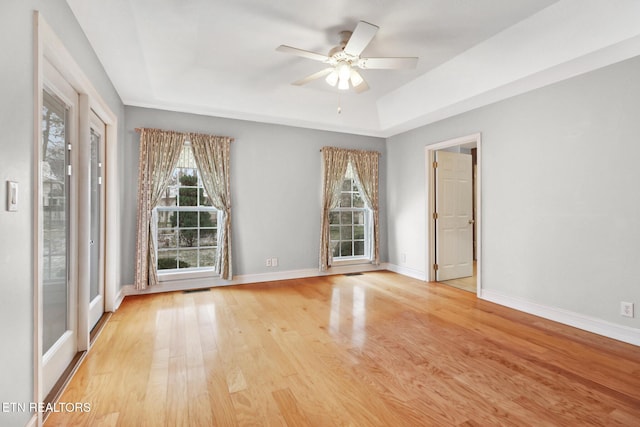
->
337, 93, 342, 115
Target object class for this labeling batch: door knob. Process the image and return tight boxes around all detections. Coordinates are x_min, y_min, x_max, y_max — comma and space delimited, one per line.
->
468, 219, 475, 224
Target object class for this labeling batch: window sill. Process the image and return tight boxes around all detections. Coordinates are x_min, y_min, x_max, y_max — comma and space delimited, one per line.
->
331, 257, 372, 267
158, 268, 217, 283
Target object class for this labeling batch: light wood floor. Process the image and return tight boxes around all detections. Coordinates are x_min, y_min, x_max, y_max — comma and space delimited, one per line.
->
47, 272, 640, 426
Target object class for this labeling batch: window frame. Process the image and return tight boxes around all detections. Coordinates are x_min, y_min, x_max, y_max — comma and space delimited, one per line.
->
329, 163, 372, 262
154, 143, 219, 274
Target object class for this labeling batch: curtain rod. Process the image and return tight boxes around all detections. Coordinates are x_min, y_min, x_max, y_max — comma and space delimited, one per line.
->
319, 147, 381, 155
135, 127, 234, 142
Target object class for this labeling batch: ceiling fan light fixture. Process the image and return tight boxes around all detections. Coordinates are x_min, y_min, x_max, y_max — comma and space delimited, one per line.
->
336, 61, 351, 81
350, 69, 364, 87
338, 77, 350, 90
325, 70, 339, 87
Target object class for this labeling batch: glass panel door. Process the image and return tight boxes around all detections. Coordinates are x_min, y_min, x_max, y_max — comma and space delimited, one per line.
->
89, 111, 105, 329
41, 59, 78, 397
42, 90, 69, 354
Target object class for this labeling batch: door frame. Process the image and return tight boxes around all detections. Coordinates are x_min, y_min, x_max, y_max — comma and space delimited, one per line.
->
34, 11, 119, 423
424, 133, 482, 295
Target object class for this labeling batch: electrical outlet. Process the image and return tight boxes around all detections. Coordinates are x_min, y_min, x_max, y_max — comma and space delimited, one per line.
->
621, 301, 634, 318
266, 258, 272, 267
272, 258, 278, 267
401, 253, 407, 263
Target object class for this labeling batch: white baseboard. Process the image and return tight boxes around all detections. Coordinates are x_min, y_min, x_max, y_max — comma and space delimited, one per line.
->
385, 263, 427, 281
121, 263, 389, 296
112, 287, 125, 311
480, 288, 640, 347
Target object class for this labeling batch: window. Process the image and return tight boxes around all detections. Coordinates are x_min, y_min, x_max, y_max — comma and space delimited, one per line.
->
329, 163, 370, 259
155, 143, 218, 271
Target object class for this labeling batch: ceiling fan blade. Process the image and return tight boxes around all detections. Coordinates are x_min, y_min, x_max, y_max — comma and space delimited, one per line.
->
292, 68, 334, 86
344, 21, 379, 56
357, 57, 418, 69
353, 77, 369, 94
276, 45, 330, 62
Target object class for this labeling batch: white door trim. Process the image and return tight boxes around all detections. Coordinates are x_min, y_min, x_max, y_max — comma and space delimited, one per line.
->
34, 12, 119, 423
424, 133, 482, 295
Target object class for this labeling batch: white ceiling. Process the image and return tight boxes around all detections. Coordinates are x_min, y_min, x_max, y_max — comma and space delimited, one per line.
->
66, 0, 640, 137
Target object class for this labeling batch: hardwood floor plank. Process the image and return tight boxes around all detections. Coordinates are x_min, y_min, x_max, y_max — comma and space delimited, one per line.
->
272, 388, 312, 427
45, 272, 640, 426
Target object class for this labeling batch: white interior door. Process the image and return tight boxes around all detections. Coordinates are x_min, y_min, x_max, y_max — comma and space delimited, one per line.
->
42, 60, 78, 396
88, 111, 105, 329
435, 150, 473, 281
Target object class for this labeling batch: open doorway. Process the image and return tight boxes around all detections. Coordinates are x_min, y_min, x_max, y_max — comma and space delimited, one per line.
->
425, 133, 481, 295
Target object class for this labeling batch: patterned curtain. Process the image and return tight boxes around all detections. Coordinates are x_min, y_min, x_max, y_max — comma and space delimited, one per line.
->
350, 150, 380, 265
190, 133, 233, 280
134, 128, 185, 290
319, 147, 350, 271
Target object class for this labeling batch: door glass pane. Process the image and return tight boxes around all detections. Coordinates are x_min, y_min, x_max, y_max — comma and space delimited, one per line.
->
42, 90, 69, 354
89, 128, 101, 301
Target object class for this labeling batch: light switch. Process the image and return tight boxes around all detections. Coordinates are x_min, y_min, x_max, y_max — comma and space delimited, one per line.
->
6, 181, 18, 212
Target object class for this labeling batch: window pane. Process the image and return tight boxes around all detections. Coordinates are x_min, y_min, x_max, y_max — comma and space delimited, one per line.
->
353, 211, 364, 224
331, 241, 340, 257
178, 186, 199, 207
158, 188, 177, 207
49, 256, 66, 279
340, 211, 353, 225
179, 168, 197, 185
200, 248, 216, 267
200, 211, 216, 227
341, 178, 351, 191
353, 192, 365, 208
340, 241, 352, 257
179, 230, 198, 248
158, 230, 177, 249
47, 230, 66, 255
166, 170, 178, 187
330, 226, 340, 240
179, 211, 198, 228
354, 241, 365, 256
201, 193, 212, 206
157, 250, 178, 270
178, 250, 196, 268
42, 90, 69, 354
200, 229, 216, 247
157, 210, 175, 228
354, 225, 365, 240
341, 226, 352, 240
340, 192, 351, 208
329, 211, 340, 224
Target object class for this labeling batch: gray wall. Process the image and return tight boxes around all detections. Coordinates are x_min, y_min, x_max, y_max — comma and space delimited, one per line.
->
387, 55, 640, 328
0, 1, 123, 425
122, 107, 387, 285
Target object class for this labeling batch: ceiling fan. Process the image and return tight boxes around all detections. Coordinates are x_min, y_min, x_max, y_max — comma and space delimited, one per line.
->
276, 21, 418, 93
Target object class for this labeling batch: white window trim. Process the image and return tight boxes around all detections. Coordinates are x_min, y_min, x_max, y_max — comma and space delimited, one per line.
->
329, 165, 373, 264
153, 144, 220, 276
